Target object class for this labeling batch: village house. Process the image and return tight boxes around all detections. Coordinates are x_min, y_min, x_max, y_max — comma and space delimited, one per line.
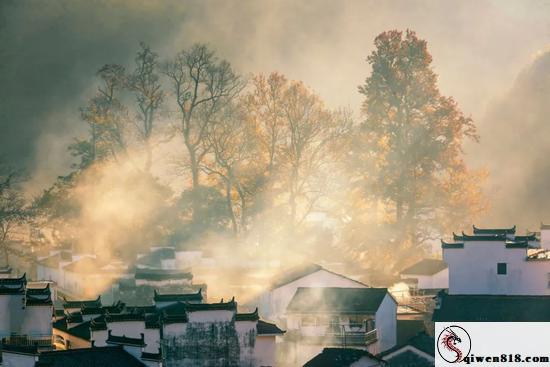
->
0, 273, 52, 342
282, 287, 397, 366
442, 225, 550, 295
257, 263, 369, 322
433, 224, 550, 325
50, 289, 284, 367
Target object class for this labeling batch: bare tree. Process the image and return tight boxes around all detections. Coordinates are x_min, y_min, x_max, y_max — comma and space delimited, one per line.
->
163, 44, 244, 220
127, 43, 164, 172
201, 102, 261, 234
0, 161, 27, 266
79, 64, 128, 164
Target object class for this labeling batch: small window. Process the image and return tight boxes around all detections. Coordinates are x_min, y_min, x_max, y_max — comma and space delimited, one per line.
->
497, 263, 507, 275
547, 273, 550, 288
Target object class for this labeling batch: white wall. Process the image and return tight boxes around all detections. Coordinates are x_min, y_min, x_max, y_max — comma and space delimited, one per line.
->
374, 293, 397, 353
162, 322, 188, 339
0, 294, 26, 337
1, 351, 36, 367
187, 310, 234, 323
107, 321, 145, 339
91, 329, 108, 347
444, 241, 550, 295
259, 269, 367, 320
254, 336, 276, 367
541, 229, 550, 250
143, 328, 161, 353
235, 320, 256, 365
21, 305, 52, 336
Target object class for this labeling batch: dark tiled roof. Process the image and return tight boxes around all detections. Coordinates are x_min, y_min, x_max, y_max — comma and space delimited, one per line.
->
401, 259, 447, 276
106, 330, 145, 346
473, 225, 516, 235
1, 343, 38, 355
235, 308, 259, 321
286, 287, 389, 314
396, 320, 426, 345
90, 317, 107, 331
304, 348, 383, 367
63, 295, 101, 309
257, 320, 285, 335
515, 234, 538, 241
454, 232, 507, 241
160, 302, 188, 324
134, 268, 192, 281
66, 311, 83, 324
433, 292, 550, 322
35, 346, 146, 367
105, 313, 145, 322
53, 317, 91, 340
185, 298, 237, 312
441, 240, 464, 249
80, 306, 104, 315
0, 273, 26, 295
141, 350, 162, 361
154, 288, 203, 303
26, 283, 52, 306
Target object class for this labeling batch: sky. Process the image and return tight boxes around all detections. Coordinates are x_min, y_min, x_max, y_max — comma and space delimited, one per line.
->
1, 0, 550, 225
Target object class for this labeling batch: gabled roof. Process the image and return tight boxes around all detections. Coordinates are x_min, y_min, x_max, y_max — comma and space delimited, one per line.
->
185, 298, 237, 312
35, 346, 146, 367
154, 288, 202, 303
235, 308, 259, 321
270, 263, 322, 289
433, 292, 550, 322
269, 263, 368, 290
473, 225, 516, 235
379, 332, 434, 358
257, 320, 285, 335
401, 259, 447, 276
53, 317, 91, 341
160, 302, 188, 324
63, 295, 101, 309
26, 283, 52, 306
304, 348, 384, 367
0, 272, 26, 293
286, 287, 389, 314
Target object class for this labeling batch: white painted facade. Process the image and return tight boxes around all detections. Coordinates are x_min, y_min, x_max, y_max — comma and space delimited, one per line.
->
444, 240, 550, 295
284, 291, 397, 366
259, 268, 368, 321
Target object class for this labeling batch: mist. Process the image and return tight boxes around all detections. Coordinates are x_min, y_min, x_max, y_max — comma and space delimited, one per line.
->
1, 0, 550, 300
